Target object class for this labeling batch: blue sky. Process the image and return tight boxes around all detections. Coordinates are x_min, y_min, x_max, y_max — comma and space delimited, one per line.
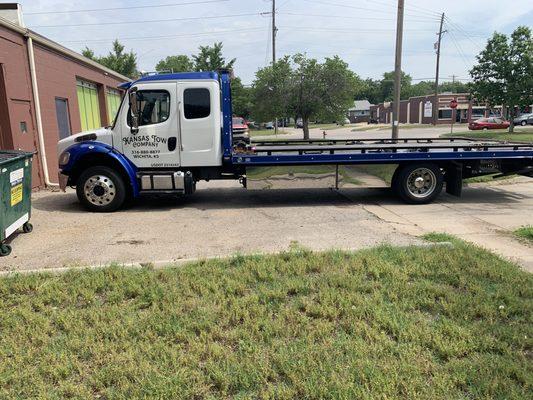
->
16, 0, 533, 84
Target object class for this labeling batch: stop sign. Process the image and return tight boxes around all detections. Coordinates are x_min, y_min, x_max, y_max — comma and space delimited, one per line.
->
449, 99, 458, 109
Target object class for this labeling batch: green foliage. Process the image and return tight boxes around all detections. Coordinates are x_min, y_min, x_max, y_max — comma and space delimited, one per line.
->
251, 55, 293, 123
514, 226, 533, 242
253, 54, 359, 138
470, 26, 533, 131
83, 40, 138, 79
1, 243, 532, 399
193, 41, 236, 72
154, 42, 234, 73
153, 42, 249, 117
155, 55, 194, 73
231, 77, 253, 119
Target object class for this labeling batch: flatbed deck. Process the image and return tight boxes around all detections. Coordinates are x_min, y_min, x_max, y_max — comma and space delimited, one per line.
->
233, 137, 533, 166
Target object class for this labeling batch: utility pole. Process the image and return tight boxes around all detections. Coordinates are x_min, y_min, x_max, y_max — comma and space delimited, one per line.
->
433, 12, 446, 125
391, 0, 405, 140
272, 0, 278, 135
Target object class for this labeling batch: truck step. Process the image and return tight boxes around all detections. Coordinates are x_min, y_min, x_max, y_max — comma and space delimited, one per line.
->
138, 171, 195, 194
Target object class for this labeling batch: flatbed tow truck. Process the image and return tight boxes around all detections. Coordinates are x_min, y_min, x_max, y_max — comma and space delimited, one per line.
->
57, 70, 533, 212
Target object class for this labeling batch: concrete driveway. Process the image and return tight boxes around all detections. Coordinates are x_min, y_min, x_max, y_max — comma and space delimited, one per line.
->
356, 178, 533, 271
1, 177, 531, 273
0, 182, 421, 273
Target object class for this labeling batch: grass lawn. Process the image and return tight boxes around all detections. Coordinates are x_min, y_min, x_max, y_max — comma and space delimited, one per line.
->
352, 164, 397, 185
514, 226, 533, 243
442, 128, 533, 143
1, 241, 532, 399
309, 123, 348, 131
246, 165, 334, 180
249, 129, 289, 137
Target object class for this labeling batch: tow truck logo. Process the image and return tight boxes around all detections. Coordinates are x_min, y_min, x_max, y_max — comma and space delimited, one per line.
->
122, 135, 167, 148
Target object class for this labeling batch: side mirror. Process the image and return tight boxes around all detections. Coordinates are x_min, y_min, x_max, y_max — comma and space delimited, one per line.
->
129, 87, 139, 134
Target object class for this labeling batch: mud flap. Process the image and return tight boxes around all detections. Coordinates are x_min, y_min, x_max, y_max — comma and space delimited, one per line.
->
445, 162, 463, 197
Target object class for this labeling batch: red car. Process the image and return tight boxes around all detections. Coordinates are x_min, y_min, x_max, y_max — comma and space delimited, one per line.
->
232, 116, 250, 144
468, 117, 510, 130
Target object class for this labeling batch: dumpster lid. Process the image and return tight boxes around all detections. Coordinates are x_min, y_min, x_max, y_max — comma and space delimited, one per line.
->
0, 150, 34, 166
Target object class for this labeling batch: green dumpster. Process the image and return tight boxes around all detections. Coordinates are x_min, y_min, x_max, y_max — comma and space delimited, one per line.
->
0, 150, 34, 256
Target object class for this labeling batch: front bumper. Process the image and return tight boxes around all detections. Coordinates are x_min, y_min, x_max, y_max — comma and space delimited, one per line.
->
58, 172, 69, 192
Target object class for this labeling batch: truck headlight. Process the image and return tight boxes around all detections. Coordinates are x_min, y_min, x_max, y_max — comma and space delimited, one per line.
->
59, 151, 70, 166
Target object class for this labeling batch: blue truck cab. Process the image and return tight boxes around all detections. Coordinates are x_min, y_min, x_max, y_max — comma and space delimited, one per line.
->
58, 70, 533, 212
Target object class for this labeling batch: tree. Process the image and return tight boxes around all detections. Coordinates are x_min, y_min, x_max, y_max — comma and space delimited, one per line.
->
193, 42, 236, 72
470, 26, 533, 132
155, 55, 194, 73
252, 54, 358, 139
354, 78, 382, 104
83, 40, 138, 79
231, 77, 253, 119
380, 71, 412, 101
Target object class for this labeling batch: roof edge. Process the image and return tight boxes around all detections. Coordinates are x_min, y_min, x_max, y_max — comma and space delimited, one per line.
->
0, 16, 131, 83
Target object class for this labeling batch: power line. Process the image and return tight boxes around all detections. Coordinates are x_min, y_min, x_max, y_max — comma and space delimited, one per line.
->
60, 27, 267, 44
25, 0, 230, 15
367, 0, 442, 18
447, 29, 475, 71
278, 26, 435, 33
30, 12, 262, 28
302, 0, 441, 20
278, 11, 437, 23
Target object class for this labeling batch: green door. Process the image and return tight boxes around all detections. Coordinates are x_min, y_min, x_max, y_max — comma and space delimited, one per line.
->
106, 88, 122, 125
76, 80, 101, 131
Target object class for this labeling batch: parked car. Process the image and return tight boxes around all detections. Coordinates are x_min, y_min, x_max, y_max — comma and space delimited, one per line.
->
264, 122, 274, 130
513, 113, 533, 126
296, 118, 303, 128
232, 117, 250, 144
367, 118, 379, 124
247, 121, 259, 129
468, 117, 510, 130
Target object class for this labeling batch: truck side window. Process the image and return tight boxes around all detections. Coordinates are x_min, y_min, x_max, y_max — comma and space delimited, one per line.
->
184, 88, 210, 119
127, 90, 170, 127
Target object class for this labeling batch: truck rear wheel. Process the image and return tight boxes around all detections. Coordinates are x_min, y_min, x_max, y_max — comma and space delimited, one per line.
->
76, 166, 127, 212
392, 163, 443, 204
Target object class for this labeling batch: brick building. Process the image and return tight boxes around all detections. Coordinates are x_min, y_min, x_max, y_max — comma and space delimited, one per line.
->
0, 4, 129, 188
369, 93, 504, 126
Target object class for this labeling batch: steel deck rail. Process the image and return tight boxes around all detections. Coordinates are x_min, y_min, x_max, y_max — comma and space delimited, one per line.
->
232, 137, 533, 166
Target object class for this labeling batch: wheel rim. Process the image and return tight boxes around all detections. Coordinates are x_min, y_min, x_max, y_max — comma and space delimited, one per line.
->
406, 168, 437, 199
83, 174, 116, 206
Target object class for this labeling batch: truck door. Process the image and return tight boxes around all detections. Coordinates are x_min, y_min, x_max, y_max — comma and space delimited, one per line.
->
120, 82, 180, 169
177, 81, 222, 167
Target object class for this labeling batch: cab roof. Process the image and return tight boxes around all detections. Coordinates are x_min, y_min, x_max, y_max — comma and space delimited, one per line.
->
119, 71, 219, 89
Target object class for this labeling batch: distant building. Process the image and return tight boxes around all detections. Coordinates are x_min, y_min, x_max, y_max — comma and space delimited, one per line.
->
348, 100, 373, 123
369, 93, 506, 125
0, 4, 129, 188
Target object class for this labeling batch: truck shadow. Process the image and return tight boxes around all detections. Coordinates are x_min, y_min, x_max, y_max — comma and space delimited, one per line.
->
31, 184, 529, 214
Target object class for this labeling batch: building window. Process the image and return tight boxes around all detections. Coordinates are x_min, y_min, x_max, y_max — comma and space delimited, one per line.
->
128, 90, 170, 127
76, 79, 101, 131
184, 88, 210, 119
106, 88, 122, 125
438, 109, 452, 119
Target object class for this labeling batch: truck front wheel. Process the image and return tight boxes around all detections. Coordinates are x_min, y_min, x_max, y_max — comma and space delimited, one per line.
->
392, 163, 443, 204
76, 166, 127, 212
